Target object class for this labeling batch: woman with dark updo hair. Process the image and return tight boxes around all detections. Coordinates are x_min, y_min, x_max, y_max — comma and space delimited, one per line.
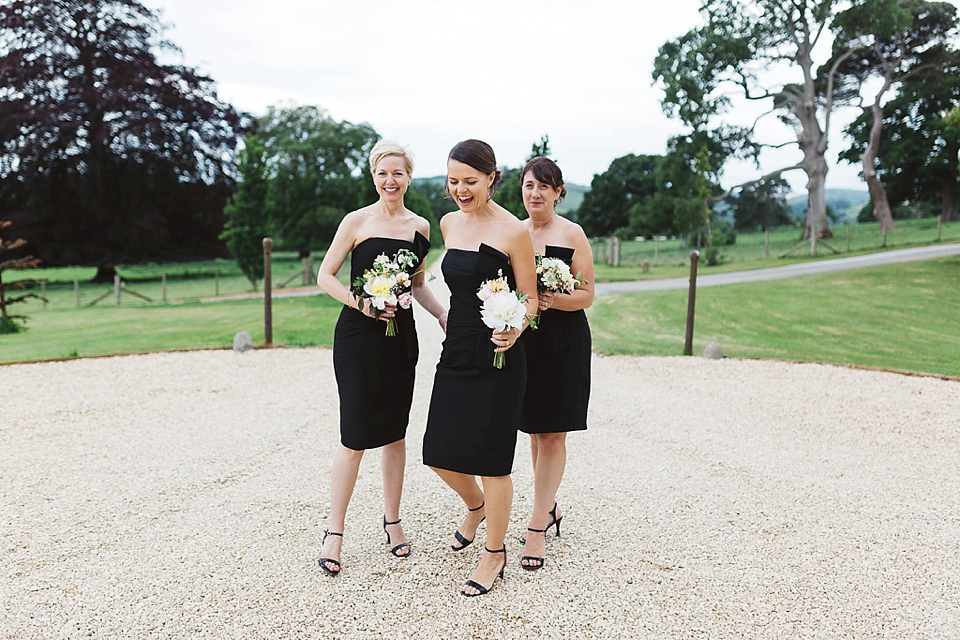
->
422, 139, 538, 597
516, 157, 594, 572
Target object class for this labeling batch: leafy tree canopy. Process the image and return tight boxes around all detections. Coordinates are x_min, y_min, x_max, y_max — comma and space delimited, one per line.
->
0, 0, 249, 268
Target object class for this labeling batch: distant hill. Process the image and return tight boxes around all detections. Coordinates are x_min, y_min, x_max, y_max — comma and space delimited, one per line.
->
787, 189, 870, 223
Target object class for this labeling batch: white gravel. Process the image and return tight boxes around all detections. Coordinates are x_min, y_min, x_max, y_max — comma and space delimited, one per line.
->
3, 307, 960, 637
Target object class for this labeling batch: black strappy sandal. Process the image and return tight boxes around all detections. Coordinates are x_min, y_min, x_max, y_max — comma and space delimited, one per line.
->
520, 527, 546, 571
318, 529, 343, 577
520, 502, 563, 544
451, 502, 485, 551
461, 546, 506, 597
383, 516, 411, 558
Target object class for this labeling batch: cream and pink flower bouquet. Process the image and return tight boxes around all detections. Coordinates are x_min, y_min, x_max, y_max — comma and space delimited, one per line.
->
351, 248, 419, 336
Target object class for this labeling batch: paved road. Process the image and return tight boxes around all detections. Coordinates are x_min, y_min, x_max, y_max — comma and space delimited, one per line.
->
594, 242, 960, 294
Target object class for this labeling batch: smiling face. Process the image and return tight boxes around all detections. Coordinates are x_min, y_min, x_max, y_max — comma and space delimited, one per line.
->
373, 155, 410, 203
447, 159, 494, 213
521, 170, 561, 217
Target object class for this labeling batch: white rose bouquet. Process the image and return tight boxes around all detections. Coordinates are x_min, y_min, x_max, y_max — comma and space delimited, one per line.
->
352, 248, 420, 336
477, 270, 537, 369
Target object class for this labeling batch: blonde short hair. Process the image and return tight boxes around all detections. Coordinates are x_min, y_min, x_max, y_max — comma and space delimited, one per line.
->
369, 139, 414, 176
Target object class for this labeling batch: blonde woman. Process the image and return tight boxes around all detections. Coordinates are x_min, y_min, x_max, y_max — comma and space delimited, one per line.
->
315, 140, 447, 576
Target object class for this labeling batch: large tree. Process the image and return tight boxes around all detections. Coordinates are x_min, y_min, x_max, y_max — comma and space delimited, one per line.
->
842, 69, 960, 221
221, 134, 271, 290
654, 0, 854, 241
830, 0, 960, 231
578, 154, 660, 237
725, 177, 794, 231
257, 104, 377, 255
0, 0, 248, 272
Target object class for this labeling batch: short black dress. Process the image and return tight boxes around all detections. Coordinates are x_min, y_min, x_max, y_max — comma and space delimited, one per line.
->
332, 232, 430, 450
422, 244, 527, 477
520, 245, 591, 434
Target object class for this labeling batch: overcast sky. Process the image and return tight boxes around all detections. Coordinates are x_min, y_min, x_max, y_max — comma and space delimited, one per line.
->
144, 0, 866, 193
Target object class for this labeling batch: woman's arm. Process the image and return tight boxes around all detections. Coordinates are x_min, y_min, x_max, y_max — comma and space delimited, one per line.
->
411, 217, 448, 331
545, 224, 595, 312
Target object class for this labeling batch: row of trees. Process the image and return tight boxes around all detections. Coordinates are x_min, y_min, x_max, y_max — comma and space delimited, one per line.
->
643, 0, 960, 244
1, 0, 249, 277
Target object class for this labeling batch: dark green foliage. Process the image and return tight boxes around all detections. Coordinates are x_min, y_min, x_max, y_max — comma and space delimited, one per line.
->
0, 220, 45, 332
842, 69, 960, 221
726, 178, 794, 231
221, 135, 271, 289
403, 186, 444, 248
0, 0, 249, 267
257, 104, 379, 255
579, 154, 660, 237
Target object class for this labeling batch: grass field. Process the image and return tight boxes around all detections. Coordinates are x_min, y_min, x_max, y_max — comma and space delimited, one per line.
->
589, 255, 960, 377
591, 217, 960, 281
2, 228, 958, 377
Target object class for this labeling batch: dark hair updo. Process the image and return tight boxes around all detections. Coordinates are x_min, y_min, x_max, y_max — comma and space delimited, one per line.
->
447, 139, 503, 197
520, 157, 567, 204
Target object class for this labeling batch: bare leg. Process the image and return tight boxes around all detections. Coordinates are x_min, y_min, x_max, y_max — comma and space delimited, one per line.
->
320, 444, 364, 572
521, 432, 566, 568
461, 474, 513, 595
429, 467, 485, 547
381, 439, 409, 555
529, 433, 540, 471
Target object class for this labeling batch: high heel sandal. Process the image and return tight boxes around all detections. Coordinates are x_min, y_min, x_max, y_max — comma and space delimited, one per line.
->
451, 502, 485, 551
520, 502, 563, 544
461, 546, 507, 597
318, 529, 343, 577
383, 516, 411, 558
520, 527, 546, 571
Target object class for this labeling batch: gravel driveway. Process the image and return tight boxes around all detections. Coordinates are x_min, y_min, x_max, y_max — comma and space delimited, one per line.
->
3, 267, 960, 638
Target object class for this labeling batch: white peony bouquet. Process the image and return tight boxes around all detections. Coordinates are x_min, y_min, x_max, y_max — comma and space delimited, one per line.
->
477, 270, 536, 369
352, 248, 420, 336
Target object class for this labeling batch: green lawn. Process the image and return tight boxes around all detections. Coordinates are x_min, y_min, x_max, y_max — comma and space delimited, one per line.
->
592, 217, 960, 281
0, 295, 344, 362
2, 237, 958, 377
588, 256, 960, 377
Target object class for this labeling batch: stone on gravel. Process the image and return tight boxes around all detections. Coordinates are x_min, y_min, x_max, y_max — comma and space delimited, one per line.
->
703, 341, 724, 359
232, 331, 254, 352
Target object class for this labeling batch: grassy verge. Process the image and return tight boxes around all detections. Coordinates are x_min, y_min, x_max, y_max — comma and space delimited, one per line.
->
591, 217, 960, 282
588, 256, 960, 377
0, 295, 343, 362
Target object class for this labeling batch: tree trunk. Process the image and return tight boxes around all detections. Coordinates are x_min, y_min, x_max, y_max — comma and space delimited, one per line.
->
92, 265, 117, 283
942, 175, 959, 222
802, 154, 832, 240
862, 89, 896, 232
795, 39, 831, 242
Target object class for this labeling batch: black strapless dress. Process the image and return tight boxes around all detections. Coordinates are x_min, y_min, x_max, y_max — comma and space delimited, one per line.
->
520, 245, 591, 434
422, 244, 527, 477
332, 232, 430, 450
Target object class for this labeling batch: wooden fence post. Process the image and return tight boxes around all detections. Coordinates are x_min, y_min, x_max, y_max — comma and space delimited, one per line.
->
846, 223, 851, 252
263, 237, 273, 346
684, 251, 700, 356
764, 228, 769, 260
162, 272, 167, 302
215, 269, 220, 297
75, 279, 80, 307
654, 235, 660, 266
937, 215, 942, 242
114, 275, 121, 305
42, 279, 47, 309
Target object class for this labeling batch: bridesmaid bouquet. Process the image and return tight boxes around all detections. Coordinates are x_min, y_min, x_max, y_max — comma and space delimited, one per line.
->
535, 255, 586, 294
477, 271, 536, 369
352, 248, 420, 336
